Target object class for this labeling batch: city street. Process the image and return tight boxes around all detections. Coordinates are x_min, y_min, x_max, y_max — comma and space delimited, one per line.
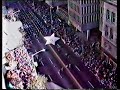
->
10, 1, 104, 89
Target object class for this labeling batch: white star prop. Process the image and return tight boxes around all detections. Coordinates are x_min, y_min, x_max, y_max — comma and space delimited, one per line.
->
44, 33, 60, 45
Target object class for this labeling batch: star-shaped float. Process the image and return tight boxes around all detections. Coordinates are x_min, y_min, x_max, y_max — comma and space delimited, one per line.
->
44, 33, 60, 45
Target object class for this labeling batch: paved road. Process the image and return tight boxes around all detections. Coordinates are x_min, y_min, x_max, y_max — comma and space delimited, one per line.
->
17, 2, 80, 89
12, 1, 105, 89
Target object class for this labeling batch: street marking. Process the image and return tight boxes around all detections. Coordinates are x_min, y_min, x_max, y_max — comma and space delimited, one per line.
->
58, 72, 62, 78
44, 20, 47, 24
75, 65, 80, 71
37, 38, 39, 43
66, 65, 68, 68
69, 64, 71, 68
49, 58, 53, 64
88, 81, 94, 88
48, 75, 53, 81
41, 61, 44, 66
58, 19, 61, 22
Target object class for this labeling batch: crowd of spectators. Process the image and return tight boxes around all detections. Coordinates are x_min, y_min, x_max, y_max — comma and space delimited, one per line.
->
4, 46, 37, 89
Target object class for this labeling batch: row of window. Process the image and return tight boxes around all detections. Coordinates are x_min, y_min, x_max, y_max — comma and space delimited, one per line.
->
106, 9, 116, 23
71, 0, 98, 4
69, 12, 99, 24
81, 5, 99, 15
81, 14, 99, 24
69, 1, 80, 13
81, 0, 98, 4
104, 25, 114, 40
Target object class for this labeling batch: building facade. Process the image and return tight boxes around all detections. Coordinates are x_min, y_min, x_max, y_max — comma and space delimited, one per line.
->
45, 0, 68, 23
99, 0, 117, 66
68, 0, 100, 39
46, 0, 67, 7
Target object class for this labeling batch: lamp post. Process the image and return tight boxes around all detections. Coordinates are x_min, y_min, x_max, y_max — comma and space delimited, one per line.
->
32, 48, 46, 57
31, 48, 46, 66
50, 6, 53, 34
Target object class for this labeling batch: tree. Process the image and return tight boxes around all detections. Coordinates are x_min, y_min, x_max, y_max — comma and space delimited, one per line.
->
28, 75, 48, 89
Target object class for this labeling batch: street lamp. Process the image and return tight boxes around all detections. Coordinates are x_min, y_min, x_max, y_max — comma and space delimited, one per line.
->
50, 6, 53, 34
32, 48, 46, 57
31, 48, 46, 67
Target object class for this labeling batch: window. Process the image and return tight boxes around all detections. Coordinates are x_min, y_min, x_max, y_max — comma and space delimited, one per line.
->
84, 16, 86, 23
86, 16, 88, 23
91, 15, 92, 22
87, 6, 88, 14
81, 0, 83, 4
82, 7, 83, 15
97, 13, 99, 21
82, 17, 84, 24
86, 0, 88, 4
90, 15, 91, 22
84, 7, 86, 14
111, 12, 115, 23
105, 25, 108, 36
94, 0, 96, 3
90, 6, 91, 13
95, 5, 97, 12
91, 5, 93, 13
88, 6, 89, 13
92, 15, 94, 22
106, 9, 110, 21
84, 0, 86, 4
109, 28, 113, 40
94, 14, 96, 22
95, 14, 97, 21
87, 15, 89, 23
89, 0, 91, 4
